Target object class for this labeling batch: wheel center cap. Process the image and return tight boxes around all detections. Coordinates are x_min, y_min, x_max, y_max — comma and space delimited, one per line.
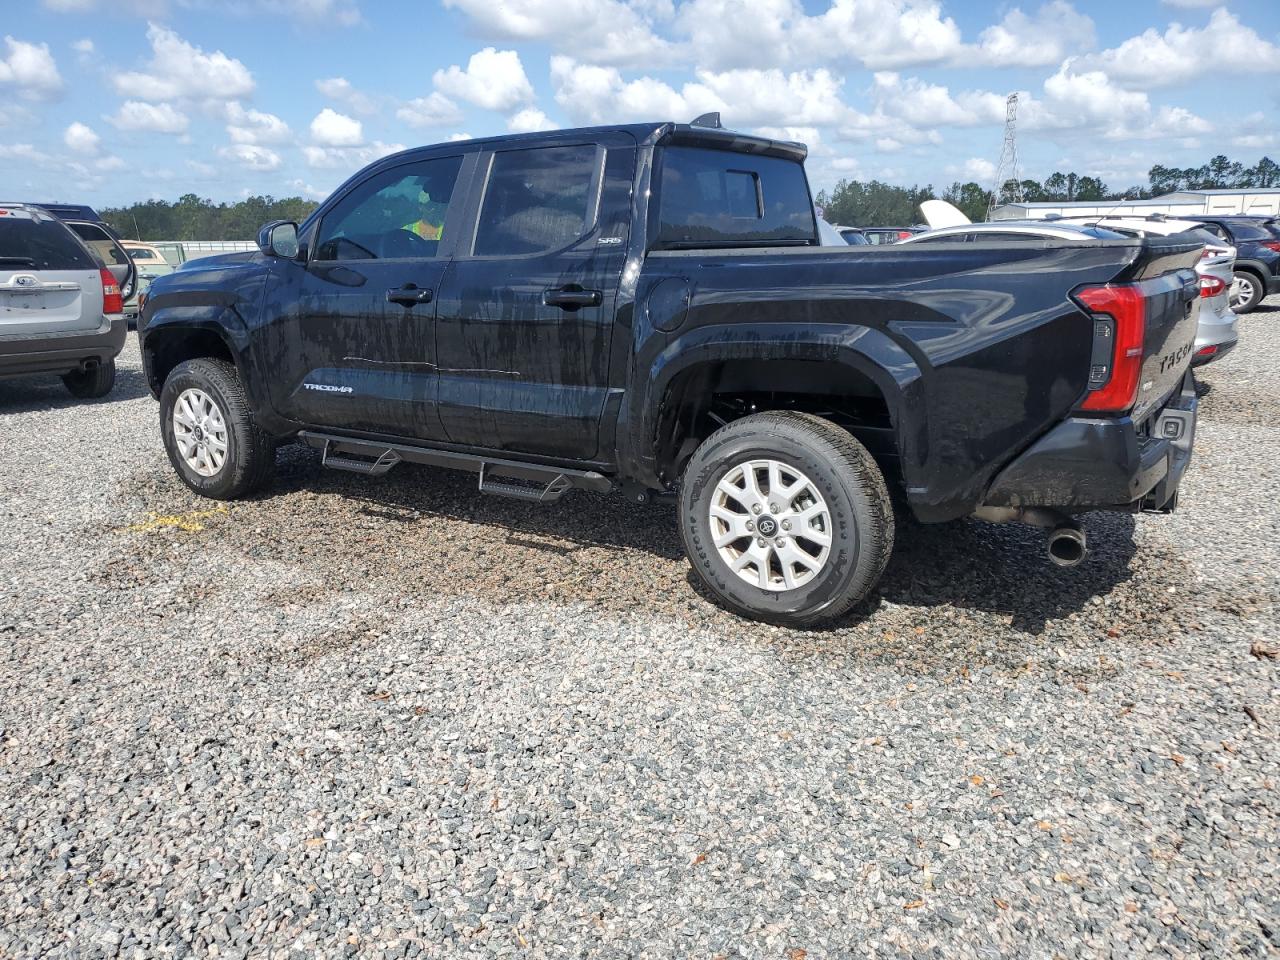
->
193, 426, 205, 441
756, 516, 778, 538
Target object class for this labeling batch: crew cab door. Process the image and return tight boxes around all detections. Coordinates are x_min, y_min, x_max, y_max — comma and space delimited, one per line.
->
261, 152, 474, 440
433, 134, 635, 460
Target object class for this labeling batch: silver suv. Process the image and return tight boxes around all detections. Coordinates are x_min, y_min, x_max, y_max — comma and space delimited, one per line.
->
0, 203, 126, 398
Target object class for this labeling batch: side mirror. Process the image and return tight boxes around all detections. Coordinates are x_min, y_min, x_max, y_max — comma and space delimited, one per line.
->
258, 220, 300, 259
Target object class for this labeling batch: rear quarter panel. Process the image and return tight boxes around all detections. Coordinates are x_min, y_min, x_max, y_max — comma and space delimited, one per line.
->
632, 241, 1145, 518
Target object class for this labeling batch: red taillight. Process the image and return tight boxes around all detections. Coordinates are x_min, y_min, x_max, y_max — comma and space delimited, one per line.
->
100, 268, 122, 315
1199, 275, 1226, 298
1073, 284, 1146, 414
897, 231, 912, 240
1195, 345, 1218, 358
1262, 241, 1280, 253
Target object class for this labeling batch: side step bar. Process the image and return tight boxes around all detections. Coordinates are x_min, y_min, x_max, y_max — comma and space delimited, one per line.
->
299, 431, 612, 503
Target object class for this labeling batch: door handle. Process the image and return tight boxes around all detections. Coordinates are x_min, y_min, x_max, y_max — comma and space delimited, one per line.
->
543, 286, 602, 310
386, 285, 433, 306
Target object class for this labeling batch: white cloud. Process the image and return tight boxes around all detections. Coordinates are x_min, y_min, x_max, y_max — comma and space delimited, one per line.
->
71, 38, 94, 55
112, 23, 254, 102
442, 0, 669, 66
0, 36, 64, 101
396, 92, 464, 129
972, 1, 1095, 67
552, 56, 853, 128
0, 143, 51, 163
188, 160, 218, 177
449, 133, 473, 142
1085, 9, 1280, 89
310, 108, 363, 147
871, 72, 975, 127
225, 103, 292, 145
1160, 0, 1219, 6
288, 178, 329, 200
946, 157, 996, 182
434, 48, 533, 111
507, 107, 556, 133
793, 0, 963, 69
96, 155, 125, 171
106, 100, 189, 134
303, 141, 405, 170
264, 0, 361, 25
316, 76, 377, 115
218, 144, 283, 171
63, 121, 101, 155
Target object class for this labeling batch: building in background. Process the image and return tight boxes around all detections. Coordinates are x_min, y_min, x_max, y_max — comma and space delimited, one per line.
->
992, 188, 1280, 221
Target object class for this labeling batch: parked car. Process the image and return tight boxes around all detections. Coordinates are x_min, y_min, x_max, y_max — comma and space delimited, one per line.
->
1048, 216, 1238, 366
1185, 215, 1280, 313
138, 120, 1205, 626
0, 203, 126, 397
121, 241, 176, 325
33, 204, 137, 309
834, 226, 869, 245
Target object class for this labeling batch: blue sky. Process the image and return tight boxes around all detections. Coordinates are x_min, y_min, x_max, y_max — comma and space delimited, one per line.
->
2, 0, 1277, 207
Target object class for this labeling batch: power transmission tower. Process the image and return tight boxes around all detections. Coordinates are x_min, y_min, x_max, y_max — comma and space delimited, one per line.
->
987, 93, 1022, 221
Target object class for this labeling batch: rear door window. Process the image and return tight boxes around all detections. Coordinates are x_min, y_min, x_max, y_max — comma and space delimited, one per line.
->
472, 144, 599, 256
657, 146, 815, 247
314, 154, 464, 261
67, 222, 129, 267
0, 212, 95, 270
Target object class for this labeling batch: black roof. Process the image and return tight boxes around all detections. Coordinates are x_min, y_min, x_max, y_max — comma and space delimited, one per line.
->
32, 203, 102, 223
386, 122, 808, 164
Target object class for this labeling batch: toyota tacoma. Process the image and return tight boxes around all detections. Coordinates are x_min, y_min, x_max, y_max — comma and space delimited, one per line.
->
138, 119, 1204, 626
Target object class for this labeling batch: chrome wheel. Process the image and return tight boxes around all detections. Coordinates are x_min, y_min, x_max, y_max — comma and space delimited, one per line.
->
1230, 274, 1257, 310
172, 387, 228, 477
710, 458, 833, 592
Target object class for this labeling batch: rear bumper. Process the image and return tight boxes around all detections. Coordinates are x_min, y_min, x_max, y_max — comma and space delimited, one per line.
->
0, 314, 127, 378
982, 372, 1197, 513
1192, 305, 1238, 366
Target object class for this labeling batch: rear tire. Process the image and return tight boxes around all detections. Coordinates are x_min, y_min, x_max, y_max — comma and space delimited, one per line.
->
1231, 270, 1264, 313
62, 359, 116, 399
679, 411, 894, 627
160, 358, 275, 500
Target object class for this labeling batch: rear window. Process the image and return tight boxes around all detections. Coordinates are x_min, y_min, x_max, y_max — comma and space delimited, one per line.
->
0, 213, 95, 270
657, 147, 815, 247
1176, 227, 1224, 246
1216, 220, 1273, 242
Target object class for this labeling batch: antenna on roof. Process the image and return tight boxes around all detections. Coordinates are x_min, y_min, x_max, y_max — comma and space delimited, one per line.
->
690, 112, 722, 129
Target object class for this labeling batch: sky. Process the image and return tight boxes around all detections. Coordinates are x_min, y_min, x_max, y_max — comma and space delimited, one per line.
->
1, 0, 1278, 207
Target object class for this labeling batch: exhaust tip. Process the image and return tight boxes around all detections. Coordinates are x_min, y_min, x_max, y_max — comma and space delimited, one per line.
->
1047, 523, 1087, 567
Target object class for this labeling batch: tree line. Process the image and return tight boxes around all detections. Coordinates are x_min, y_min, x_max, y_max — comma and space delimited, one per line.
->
100, 193, 319, 242
816, 153, 1278, 228
101, 153, 1279, 239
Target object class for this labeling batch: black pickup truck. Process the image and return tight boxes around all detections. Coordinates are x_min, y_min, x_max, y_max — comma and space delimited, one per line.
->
139, 120, 1203, 626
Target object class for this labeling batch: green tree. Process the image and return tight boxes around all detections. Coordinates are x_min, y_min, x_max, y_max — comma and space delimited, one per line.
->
100, 195, 320, 242
942, 181, 991, 223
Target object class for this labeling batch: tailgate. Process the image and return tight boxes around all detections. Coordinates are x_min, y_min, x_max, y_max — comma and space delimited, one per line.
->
1, 269, 102, 337
1115, 237, 1203, 421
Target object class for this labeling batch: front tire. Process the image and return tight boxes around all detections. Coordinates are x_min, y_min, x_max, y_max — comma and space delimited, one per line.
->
62, 358, 116, 399
679, 411, 894, 627
159, 358, 275, 500
1231, 270, 1264, 313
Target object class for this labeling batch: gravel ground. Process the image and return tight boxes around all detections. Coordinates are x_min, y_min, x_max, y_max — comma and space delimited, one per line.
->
1, 300, 1277, 959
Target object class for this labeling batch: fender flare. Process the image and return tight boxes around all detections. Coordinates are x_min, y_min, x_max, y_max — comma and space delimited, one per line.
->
620, 321, 927, 488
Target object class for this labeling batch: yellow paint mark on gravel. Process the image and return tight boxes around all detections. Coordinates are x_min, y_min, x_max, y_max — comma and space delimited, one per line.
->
124, 505, 229, 534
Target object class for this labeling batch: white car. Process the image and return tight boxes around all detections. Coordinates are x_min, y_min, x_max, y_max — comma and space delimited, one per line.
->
1049, 216, 1238, 367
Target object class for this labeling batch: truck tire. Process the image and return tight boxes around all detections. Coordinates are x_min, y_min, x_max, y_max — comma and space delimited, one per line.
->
159, 358, 275, 500
1231, 269, 1264, 313
62, 359, 116, 399
680, 411, 894, 627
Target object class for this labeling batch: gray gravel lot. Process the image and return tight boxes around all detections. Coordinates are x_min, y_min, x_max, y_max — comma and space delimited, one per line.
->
1, 301, 1277, 959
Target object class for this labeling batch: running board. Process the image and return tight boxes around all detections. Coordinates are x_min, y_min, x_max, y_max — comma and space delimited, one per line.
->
299, 431, 612, 502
